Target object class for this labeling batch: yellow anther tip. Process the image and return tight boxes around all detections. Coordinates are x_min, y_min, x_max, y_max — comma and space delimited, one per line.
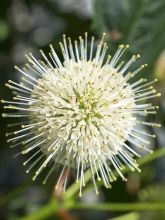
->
119, 44, 124, 48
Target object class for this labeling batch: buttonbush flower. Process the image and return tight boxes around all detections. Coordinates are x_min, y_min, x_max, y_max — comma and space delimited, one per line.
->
2, 33, 160, 196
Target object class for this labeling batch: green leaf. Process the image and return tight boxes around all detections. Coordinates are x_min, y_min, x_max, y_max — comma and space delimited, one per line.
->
108, 212, 139, 220
92, 0, 165, 78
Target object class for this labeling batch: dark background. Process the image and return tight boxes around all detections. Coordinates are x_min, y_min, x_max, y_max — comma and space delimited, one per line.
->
0, 0, 165, 220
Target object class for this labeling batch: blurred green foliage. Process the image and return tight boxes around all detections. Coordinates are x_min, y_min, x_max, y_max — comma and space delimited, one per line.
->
0, 19, 10, 41
92, 0, 165, 78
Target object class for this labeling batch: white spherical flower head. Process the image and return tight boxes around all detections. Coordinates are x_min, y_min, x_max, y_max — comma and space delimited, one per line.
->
2, 33, 160, 196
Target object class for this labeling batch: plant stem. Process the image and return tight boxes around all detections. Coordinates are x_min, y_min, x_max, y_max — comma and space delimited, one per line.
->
21, 199, 58, 220
65, 147, 165, 199
20, 147, 165, 220
64, 170, 91, 199
138, 147, 165, 166
71, 202, 165, 211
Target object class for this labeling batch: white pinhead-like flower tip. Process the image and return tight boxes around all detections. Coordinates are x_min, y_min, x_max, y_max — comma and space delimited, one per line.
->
2, 33, 160, 195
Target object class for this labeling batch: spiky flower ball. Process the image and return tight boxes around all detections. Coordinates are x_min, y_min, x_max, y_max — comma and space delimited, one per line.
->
2, 33, 160, 196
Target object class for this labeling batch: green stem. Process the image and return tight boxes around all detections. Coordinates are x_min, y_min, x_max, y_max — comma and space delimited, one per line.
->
71, 202, 165, 211
21, 199, 58, 220
20, 200, 165, 220
138, 147, 165, 166
20, 147, 165, 220
65, 169, 91, 199
65, 147, 165, 199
